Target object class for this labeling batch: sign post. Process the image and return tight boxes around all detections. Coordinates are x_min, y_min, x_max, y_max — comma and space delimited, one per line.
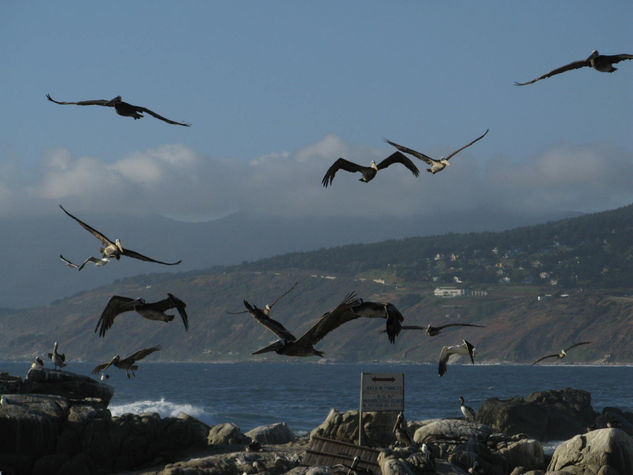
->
359, 372, 404, 445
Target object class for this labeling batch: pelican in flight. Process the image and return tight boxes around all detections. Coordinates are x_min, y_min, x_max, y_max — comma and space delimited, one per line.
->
60, 254, 111, 271
227, 282, 298, 316
92, 346, 161, 379
46, 93, 190, 126
48, 341, 66, 370
531, 341, 591, 365
321, 151, 419, 187
349, 298, 404, 343
95, 293, 188, 337
459, 396, 476, 421
59, 204, 181, 267
386, 130, 488, 175
400, 322, 485, 337
514, 50, 633, 86
242, 291, 402, 357
438, 339, 475, 376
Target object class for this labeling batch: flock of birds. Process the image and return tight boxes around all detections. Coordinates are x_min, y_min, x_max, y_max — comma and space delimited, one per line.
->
36, 50, 629, 391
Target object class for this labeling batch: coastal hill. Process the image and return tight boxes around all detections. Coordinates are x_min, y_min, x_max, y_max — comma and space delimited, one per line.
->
0, 204, 632, 364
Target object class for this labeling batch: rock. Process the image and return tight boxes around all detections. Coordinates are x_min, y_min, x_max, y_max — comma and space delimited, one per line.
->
310, 408, 399, 447
207, 422, 250, 446
477, 388, 596, 441
24, 368, 114, 405
246, 421, 296, 444
414, 419, 491, 445
495, 437, 544, 470
548, 428, 633, 474
594, 408, 633, 436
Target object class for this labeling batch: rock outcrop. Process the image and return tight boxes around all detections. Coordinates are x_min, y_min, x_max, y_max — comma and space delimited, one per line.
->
246, 421, 296, 445
309, 408, 399, 447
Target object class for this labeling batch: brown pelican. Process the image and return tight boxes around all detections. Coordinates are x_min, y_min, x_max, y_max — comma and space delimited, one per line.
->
92, 346, 161, 378
514, 50, 633, 86
227, 282, 298, 316
438, 339, 475, 376
400, 322, 485, 337
321, 151, 419, 187
243, 291, 401, 357
95, 293, 188, 337
531, 341, 591, 365
349, 299, 404, 343
30, 356, 44, 370
59, 204, 182, 266
48, 341, 66, 370
60, 254, 111, 271
393, 412, 413, 447
46, 93, 191, 126
459, 396, 476, 421
386, 130, 488, 175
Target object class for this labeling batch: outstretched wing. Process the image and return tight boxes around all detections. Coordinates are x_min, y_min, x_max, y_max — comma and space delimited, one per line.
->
531, 353, 559, 365
46, 93, 113, 106
295, 292, 362, 346
564, 341, 591, 352
95, 296, 138, 337
120, 247, 182, 265
376, 151, 420, 176
514, 59, 589, 86
243, 300, 296, 341
91, 360, 114, 375
268, 282, 299, 310
322, 158, 365, 187
602, 54, 633, 64
445, 129, 489, 161
435, 323, 486, 331
438, 346, 451, 376
59, 204, 114, 247
151, 293, 188, 331
125, 345, 161, 364
59, 254, 79, 269
135, 106, 191, 126
385, 139, 436, 165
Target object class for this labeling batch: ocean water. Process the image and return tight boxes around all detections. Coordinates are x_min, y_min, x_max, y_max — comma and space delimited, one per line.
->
2, 361, 631, 439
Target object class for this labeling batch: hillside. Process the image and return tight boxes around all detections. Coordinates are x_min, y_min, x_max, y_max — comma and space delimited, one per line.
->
0, 204, 632, 364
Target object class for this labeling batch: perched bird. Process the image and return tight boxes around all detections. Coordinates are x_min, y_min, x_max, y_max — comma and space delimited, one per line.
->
30, 356, 44, 370
46, 93, 191, 126
393, 412, 413, 447
531, 341, 591, 365
59, 204, 182, 267
321, 151, 419, 187
459, 396, 476, 421
242, 291, 401, 357
60, 254, 111, 271
438, 339, 475, 376
48, 341, 66, 370
385, 130, 489, 175
92, 346, 161, 379
400, 322, 485, 337
514, 50, 633, 86
95, 293, 188, 337
227, 282, 298, 316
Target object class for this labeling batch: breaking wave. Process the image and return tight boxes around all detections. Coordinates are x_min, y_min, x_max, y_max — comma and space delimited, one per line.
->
109, 397, 205, 419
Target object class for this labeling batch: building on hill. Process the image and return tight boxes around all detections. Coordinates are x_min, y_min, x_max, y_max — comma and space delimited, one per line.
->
434, 287, 488, 298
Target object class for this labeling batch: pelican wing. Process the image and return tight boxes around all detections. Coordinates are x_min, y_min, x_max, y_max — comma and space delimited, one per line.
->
350, 301, 404, 343
148, 293, 188, 330
47, 94, 113, 106
514, 59, 589, 86
445, 129, 489, 161
321, 158, 365, 187
95, 296, 139, 337
268, 282, 299, 310
400, 325, 426, 330
78, 256, 110, 270
92, 360, 115, 375
384, 139, 436, 165
564, 341, 591, 352
531, 353, 559, 365
59, 254, 79, 269
438, 345, 452, 376
123, 346, 161, 364
120, 247, 182, 265
376, 151, 419, 176
243, 300, 296, 341
135, 105, 191, 127
602, 54, 633, 64
435, 323, 486, 331
59, 205, 114, 247
295, 292, 362, 346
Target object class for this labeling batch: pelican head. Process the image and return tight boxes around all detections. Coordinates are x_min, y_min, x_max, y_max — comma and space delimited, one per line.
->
114, 239, 124, 253
440, 159, 451, 167
560, 349, 567, 357
107, 96, 123, 106
264, 304, 272, 316
459, 396, 465, 404
370, 160, 378, 171
590, 50, 599, 58
112, 355, 121, 364
425, 324, 432, 335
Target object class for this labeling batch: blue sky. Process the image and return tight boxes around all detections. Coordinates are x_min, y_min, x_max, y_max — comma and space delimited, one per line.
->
1, 1, 631, 220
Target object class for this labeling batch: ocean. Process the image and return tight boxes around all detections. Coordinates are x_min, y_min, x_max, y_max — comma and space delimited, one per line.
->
3, 361, 631, 445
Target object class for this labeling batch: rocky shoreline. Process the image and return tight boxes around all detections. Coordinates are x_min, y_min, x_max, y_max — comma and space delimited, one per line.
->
1, 371, 632, 474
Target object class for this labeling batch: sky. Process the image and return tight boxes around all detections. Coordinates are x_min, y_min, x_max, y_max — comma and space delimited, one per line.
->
1, 1, 632, 222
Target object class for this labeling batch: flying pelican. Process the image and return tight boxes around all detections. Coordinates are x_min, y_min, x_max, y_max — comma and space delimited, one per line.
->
438, 339, 475, 377
59, 204, 182, 266
385, 130, 489, 175
92, 346, 161, 379
348, 299, 404, 344
400, 322, 485, 337
243, 291, 401, 357
531, 341, 591, 365
227, 282, 298, 316
95, 293, 188, 337
459, 396, 476, 421
514, 50, 633, 86
59, 254, 111, 271
46, 93, 191, 126
48, 341, 66, 370
393, 412, 413, 447
321, 151, 419, 187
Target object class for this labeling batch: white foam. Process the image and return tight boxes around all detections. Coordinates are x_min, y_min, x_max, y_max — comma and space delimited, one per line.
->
109, 397, 205, 419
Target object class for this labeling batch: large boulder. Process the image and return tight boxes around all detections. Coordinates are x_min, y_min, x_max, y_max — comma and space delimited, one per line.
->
207, 422, 250, 446
310, 408, 399, 447
246, 422, 295, 444
476, 388, 596, 441
548, 428, 633, 474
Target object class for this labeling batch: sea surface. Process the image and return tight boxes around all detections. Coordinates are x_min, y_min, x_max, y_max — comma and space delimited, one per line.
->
3, 361, 631, 446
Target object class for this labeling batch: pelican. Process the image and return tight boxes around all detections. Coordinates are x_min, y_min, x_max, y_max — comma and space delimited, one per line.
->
30, 356, 44, 370
349, 299, 404, 343
531, 341, 591, 365
392, 412, 413, 447
46, 93, 191, 126
95, 293, 188, 337
60, 254, 111, 271
92, 346, 161, 378
386, 130, 488, 175
459, 396, 476, 421
243, 291, 401, 357
59, 204, 182, 266
438, 339, 475, 376
514, 50, 633, 86
400, 322, 485, 337
227, 282, 298, 316
321, 151, 419, 187
48, 341, 66, 370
